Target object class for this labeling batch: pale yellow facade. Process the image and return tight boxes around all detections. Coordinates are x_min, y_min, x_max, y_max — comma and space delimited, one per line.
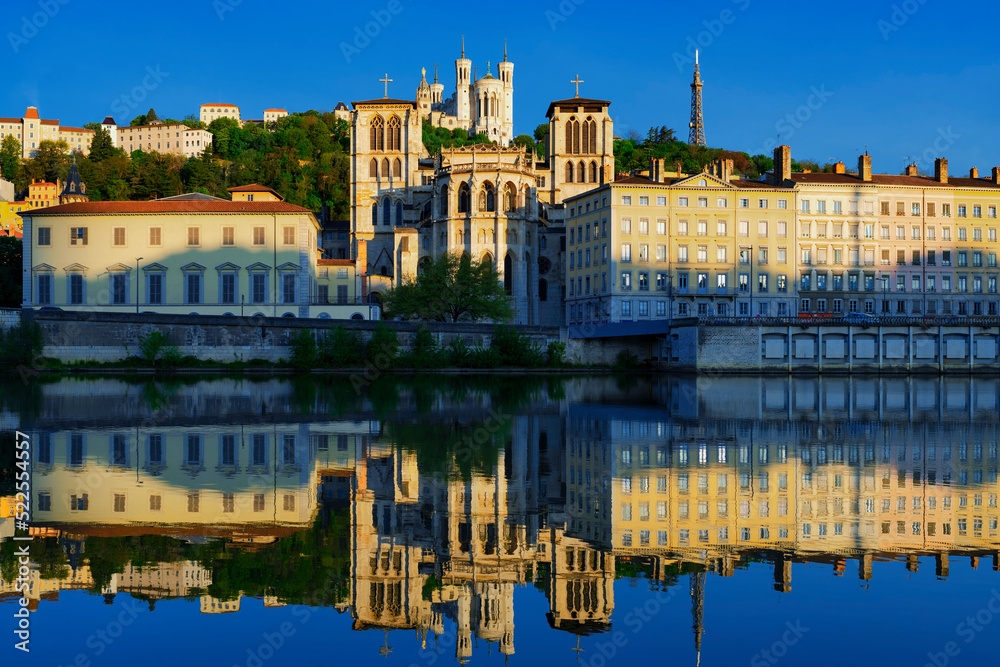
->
199, 103, 241, 126
0, 107, 94, 157
22, 193, 378, 319
117, 121, 212, 158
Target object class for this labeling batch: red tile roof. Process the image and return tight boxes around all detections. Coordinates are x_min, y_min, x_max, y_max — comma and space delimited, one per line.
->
790, 172, 1000, 189
263, 108, 287, 113
24, 200, 314, 215
40, 119, 58, 126
0, 117, 20, 123
228, 183, 278, 193
318, 259, 354, 266
201, 103, 239, 108
60, 126, 94, 134
23, 107, 39, 119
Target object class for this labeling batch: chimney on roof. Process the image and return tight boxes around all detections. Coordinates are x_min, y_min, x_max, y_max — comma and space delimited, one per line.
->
833, 161, 845, 174
773, 145, 791, 184
905, 163, 918, 177
859, 154, 872, 182
993, 167, 1000, 185
970, 167, 979, 179
650, 158, 664, 183
934, 158, 948, 183
674, 160, 683, 177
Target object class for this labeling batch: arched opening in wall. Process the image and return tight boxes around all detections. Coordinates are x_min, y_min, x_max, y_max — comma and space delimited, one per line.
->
505, 182, 517, 211
370, 115, 384, 151
566, 116, 580, 155
379, 266, 389, 277
590, 161, 598, 184
387, 115, 401, 151
539, 279, 548, 301
503, 254, 513, 294
382, 197, 391, 225
392, 158, 402, 178
395, 201, 403, 226
381, 158, 390, 178
418, 256, 432, 274
480, 182, 495, 212
565, 162, 574, 184
369, 158, 378, 178
371, 203, 378, 226
478, 229, 486, 243
440, 184, 449, 216
369, 292, 383, 306
482, 252, 494, 268
458, 182, 471, 213
578, 161, 586, 183
584, 116, 597, 154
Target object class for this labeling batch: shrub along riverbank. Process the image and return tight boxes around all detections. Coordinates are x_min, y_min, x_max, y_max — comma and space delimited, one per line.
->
0, 322, 643, 374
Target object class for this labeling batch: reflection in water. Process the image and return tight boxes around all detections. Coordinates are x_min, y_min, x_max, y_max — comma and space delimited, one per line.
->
2, 376, 999, 663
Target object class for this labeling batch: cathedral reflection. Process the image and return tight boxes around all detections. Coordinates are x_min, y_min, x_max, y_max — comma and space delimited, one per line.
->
2, 376, 999, 662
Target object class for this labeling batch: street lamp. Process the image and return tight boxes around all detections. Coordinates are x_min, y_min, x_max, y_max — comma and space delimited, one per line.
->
135, 257, 143, 314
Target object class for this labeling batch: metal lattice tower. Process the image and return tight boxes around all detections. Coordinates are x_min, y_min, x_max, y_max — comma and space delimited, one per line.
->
690, 570, 705, 666
688, 50, 706, 147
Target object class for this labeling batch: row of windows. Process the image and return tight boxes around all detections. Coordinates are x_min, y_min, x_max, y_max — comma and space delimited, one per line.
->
804, 222, 999, 241
35, 432, 299, 467
38, 225, 298, 248
799, 272, 1000, 294
35, 272, 297, 306
47, 491, 297, 514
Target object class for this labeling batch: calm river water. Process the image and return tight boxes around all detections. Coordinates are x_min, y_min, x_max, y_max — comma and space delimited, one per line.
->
2, 374, 999, 666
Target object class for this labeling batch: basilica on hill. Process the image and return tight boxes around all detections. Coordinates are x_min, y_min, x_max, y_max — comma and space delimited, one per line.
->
347, 41, 614, 326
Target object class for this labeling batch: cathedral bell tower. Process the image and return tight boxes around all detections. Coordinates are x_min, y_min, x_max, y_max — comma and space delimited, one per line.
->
455, 36, 472, 126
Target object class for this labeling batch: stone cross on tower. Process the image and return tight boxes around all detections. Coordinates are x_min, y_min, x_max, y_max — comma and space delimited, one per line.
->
571, 75, 584, 97
380, 73, 393, 98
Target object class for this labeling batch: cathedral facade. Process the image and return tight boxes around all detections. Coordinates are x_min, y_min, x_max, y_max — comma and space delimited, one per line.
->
348, 47, 614, 327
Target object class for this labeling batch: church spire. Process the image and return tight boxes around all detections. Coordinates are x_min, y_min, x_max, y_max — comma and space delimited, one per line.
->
503, 38, 507, 62
461, 34, 465, 59
434, 63, 439, 84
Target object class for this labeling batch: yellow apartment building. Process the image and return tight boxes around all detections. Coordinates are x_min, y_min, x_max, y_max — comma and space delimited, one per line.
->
199, 103, 241, 126
26, 180, 58, 209
0, 106, 94, 157
22, 187, 377, 319
1, 199, 26, 235
117, 121, 213, 158
564, 158, 796, 324
263, 108, 288, 126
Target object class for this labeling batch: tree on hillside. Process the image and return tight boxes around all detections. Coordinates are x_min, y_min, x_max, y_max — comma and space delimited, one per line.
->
145, 108, 159, 123
0, 136, 19, 181
513, 134, 534, 155
533, 123, 548, 158
25, 140, 69, 184
382, 253, 514, 323
88, 127, 119, 162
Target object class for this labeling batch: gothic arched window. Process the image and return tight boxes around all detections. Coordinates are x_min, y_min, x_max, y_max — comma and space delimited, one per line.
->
440, 185, 449, 216
369, 158, 378, 178
382, 197, 391, 225
458, 182, 470, 213
565, 162, 574, 183
579, 161, 587, 183
381, 158, 390, 178
392, 158, 402, 178
372, 203, 378, 226
585, 117, 597, 154
370, 115, 384, 151
395, 201, 403, 226
387, 115, 401, 151
590, 161, 598, 183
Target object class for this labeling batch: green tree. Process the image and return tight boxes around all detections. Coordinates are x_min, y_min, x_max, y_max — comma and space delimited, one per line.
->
88, 127, 118, 162
25, 140, 69, 184
145, 108, 159, 123
513, 134, 535, 154
0, 135, 19, 181
382, 253, 514, 323
130, 114, 148, 126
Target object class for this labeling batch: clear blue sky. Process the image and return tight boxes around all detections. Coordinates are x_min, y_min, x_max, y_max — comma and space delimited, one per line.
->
5, 0, 999, 175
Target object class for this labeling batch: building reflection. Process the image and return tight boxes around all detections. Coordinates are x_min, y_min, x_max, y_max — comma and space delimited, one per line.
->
1, 376, 999, 661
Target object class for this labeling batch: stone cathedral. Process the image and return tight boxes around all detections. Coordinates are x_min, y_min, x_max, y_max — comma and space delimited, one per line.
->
348, 43, 614, 326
